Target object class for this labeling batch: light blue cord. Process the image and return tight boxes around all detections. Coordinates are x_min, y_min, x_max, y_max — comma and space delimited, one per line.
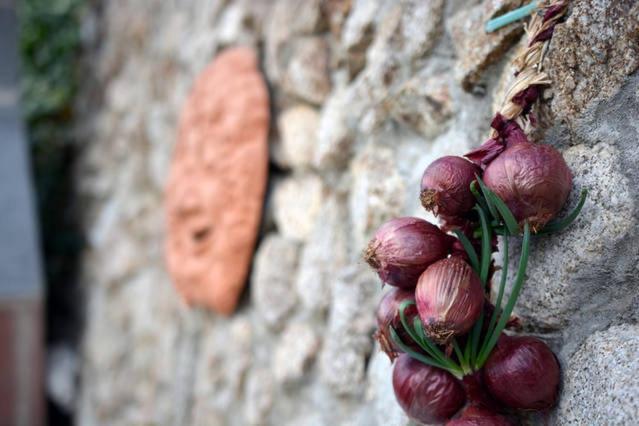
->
485, 1, 538, 33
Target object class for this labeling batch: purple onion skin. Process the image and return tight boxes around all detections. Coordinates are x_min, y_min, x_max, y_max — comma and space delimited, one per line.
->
374, 288, 421, 360
483, 335, 560, 410
483, 141, 572, 231
365, 217, 454, 289
420, 156, 481, 218
416, 257, 484, 344
393, 354, 466, 424
446, 406, 514, 426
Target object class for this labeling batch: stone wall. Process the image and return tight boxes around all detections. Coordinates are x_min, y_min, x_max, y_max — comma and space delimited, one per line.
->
73, 0, 639, 424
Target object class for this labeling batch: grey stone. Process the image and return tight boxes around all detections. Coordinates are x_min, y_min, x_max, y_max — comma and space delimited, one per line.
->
281, 36, 332, 105
244, 368, 274, 426
341, 0, 383, 77
192, 315, 253, 426
313, 88, 358, 171
251, 234, 301, 329
295, 191, 350, 313
264, 0, 325, 87
499, 76, 639, 337
273, 323, 320, 385
319, 265, 379, 396
215, 0, 270, 46
391, 0, 444, 63
349, 143, 407, 257
547, 0, 639, 119
385, 70, 453, 139
273, 174, 325, 241
499, 142, 635, 330
555, 324, 639, 424
449, 0, 524, 91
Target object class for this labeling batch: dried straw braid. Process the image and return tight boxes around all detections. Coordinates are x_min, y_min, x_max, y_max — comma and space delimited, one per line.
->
495, 0, 568, 131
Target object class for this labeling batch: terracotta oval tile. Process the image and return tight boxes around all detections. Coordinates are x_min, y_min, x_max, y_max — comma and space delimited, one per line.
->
165, 47, 269, 315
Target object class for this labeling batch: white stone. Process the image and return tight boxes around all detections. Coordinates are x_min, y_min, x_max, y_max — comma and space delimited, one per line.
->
319, 265, 379, 396
273, 174, 324, 241
349, 143, 407, 257
295, 192, 349, 313
273, 323, 320, 385
244, 368, 275, 426
277, 105, 320, 169
251, 234, 301, 329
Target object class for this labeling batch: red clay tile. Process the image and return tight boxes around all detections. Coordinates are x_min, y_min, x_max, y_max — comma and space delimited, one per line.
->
165, 47, 270, 315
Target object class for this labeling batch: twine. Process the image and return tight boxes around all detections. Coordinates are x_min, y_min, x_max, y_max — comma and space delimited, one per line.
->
494, 0, 568, 133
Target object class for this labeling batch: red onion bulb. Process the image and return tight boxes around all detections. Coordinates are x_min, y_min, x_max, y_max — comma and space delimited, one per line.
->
374, 288, 420, 360
483, 335, 560, 410
483, 141, 572, 230
416, 257, 484, 344
365, 217, 453, 289
446, 406, 514, 426
393, 354, 466, 424
420, 156, 481, 218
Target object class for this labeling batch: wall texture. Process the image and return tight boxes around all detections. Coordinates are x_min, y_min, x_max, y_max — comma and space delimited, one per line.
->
72, 0, 639, 424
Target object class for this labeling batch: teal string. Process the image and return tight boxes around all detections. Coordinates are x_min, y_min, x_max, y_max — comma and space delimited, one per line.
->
485, 1, 538, 33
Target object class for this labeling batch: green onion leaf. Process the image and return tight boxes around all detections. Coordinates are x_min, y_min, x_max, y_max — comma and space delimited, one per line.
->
475, 205, 492, 285
483, 230, 509, 356
474, 175, 499, 220
453, 229, 480, 273
538, 189, 588, 234
477, 222, 531, 367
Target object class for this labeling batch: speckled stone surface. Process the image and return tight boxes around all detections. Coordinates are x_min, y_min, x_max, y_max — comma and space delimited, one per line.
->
555, 324, 639, 424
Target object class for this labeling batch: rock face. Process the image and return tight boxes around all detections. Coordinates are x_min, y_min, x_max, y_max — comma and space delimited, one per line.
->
165, 47, 269, 315
74, 0, 639, 425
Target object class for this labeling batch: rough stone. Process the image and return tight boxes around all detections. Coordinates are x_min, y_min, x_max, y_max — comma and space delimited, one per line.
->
499, 76, 639, 335
547, 0, 639, 119
385, 70, 453, 139
273, 323, 320, 385
273, 174, 325, 241
319, 265, 378, 396
295, 192, 350, 313
251, 234, 301, 330
165, 47, 269, 315
313, 88, 358, 171
554, 324, 639, 424
281, 36, 332, 105
500, 142, 635, 330
366, 350, 411, 426
244, 368, 275, 426
449, 0, 525, 91
390, 0, 444, 63
349, 144, 407, 256
276, 105, 320, 170
214, 0, 270, 47
341, 0, 383, 77
264, 0, 326, 87
192, 315, 253, 426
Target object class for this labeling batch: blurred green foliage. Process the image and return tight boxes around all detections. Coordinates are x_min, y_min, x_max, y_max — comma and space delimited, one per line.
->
18, 0, 85, 342
20, 0, 83, 123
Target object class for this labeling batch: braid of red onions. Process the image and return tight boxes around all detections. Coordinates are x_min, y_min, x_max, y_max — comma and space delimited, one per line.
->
362, 1, 591, 423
